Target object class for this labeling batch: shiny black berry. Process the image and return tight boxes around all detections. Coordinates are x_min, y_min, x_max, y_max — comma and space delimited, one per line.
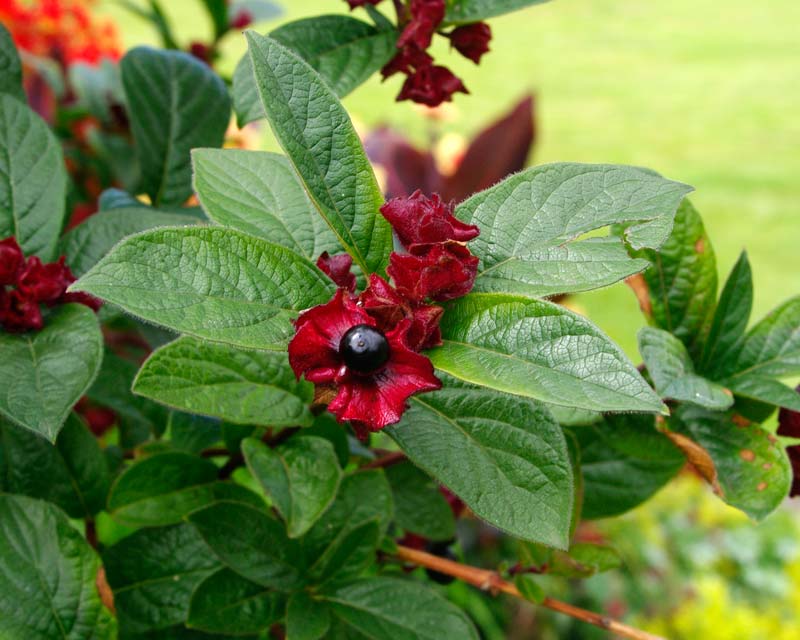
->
340, 324, 390, 374
425, 540, 457, 585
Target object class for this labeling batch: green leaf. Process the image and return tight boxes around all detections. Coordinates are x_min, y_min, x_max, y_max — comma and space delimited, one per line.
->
188, 568, 284, 635
725, 375, 800, 413
638, 327, 733, 410
699, 251, 753, 376
107, 451, 219, 526
244, 32, 391, 276
192, 148, 340, 260
0, 23, 25, 100
635, 200, 718, 359
300, 412, 350, 467
233, 17, 396, 127
201, 0, 229, 39
514, 574, 545, 604
445, 0, 551, 24
0, 304, 103, 442
0, 94, 67, 260
573, 414, 685, 519
322, 577, 479, 640
385, 461, 455, 541
58, 207, 195, 278
244, 436, 342, 538
387, 383, 572, 547
455, 163, 692, 297
432, 293, 665, 413
134, 336, 314, 426
0, 414, 110, 517
0, 495, 112, 639
287, 592, 331, 640
189, 501, 305, 590
722, 296, 800, 380
301, 470, 393, 584
549, 542, 622, 578
103, 523, 221, 633
70, 226, 335, 350
168, 412, 223, 454
670, 406, 791, 520
121, 47, 230, 206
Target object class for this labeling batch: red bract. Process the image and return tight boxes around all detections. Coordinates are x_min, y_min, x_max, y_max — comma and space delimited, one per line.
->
0, 288, 44, 332
346, 0, 384, 8
61, 291, 103, 312
381, 45, 433, 79
778, 386, 800, 497
18, 256, 73, 304
388, 242, 479, 302
229, 9, 253, 29
316, 252, 356, 292
398, 0, 446, 50
0, 237, 25, 285
360, 274, 443, 350
288, 289, 441, 433
449, 23, 492, 63
380, 191, 479, 247
397, 64, 468, 107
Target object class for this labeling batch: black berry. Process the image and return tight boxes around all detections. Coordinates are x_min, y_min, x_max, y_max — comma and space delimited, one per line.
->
425, 540, 457, 585
340, 324, 390, 374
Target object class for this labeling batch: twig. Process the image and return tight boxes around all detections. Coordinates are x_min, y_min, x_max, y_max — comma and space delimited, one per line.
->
395, 545, 666, 640
363, 451, 407, 469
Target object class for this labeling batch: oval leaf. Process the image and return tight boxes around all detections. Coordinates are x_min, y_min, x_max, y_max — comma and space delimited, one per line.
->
446, 0, 550, 24
70, 226, 335, 350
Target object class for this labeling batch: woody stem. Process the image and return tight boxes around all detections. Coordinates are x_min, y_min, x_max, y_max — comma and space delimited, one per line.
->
394, 545, 665, 640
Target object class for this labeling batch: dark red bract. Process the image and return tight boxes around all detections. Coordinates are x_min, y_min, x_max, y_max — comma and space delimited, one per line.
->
381, 44, 433, 79
449, 22, 492, 63
18, 256, 73, 304
778, 385, 800, 497
397, 64, 468, 107
317, 252, 357, 292
288, 289, 441, 433
346, 0, 384, 8
0, 237, 24, 285
398, 0, 446, 50
380, 191, 479, 248
0, 288, 43, 332
229, 9, 252, 29
388, 241, 479, 302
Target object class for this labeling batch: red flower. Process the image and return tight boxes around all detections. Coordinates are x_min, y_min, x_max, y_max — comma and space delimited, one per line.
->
778, 386, 800, 497
189, 41, 212, 65
380, 191, 479, 248
60, 291, 103, 312
360, 274, 443, 350
449, 23, 492, 64
0, 237, 25, 285
316, 252, 356, 292
229, 9, 252, 29
0, 288, 43, 332
398, 0, 446, 50
288, 289, 441, 433
17, 256, 73, 304
381, 44, 433, 79
388, 242, 479, 302
397, 64, 468, 107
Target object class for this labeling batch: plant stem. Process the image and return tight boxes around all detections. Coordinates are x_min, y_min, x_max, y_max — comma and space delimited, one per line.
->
394, 545, 665, 640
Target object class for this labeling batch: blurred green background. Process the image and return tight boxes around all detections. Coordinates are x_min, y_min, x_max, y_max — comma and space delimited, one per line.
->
100, 0, 800, 357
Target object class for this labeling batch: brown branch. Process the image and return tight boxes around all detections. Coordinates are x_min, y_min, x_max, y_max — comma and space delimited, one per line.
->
395, 545, 666, 640
363, 451, 407, 469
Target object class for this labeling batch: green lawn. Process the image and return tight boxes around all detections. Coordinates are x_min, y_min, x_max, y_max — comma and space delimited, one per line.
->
101, 0, 800, 356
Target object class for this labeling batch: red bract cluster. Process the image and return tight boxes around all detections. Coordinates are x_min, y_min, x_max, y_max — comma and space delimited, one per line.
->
343, 0, 491, 106
288, 192, 480, 435
0, 237, 101, 333
778, 386, 800, 497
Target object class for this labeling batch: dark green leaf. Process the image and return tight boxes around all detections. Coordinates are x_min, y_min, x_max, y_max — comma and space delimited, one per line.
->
189, 501, 305, 590
0, 495, 112, 639
193, 149, 340, 261
432, 293, 665, 413
299, 412, 350, 467
323, 577, 479, 640
245, 33, 391, 276
201, 0, 229, 39
725, 375, 800, 412
168, 412, 223, 454
549, 543, 622, 578
670, 406, 791, 520
638, 327, 733, 410
188, 568, 284, 635
286, 592, 331, 640
455, 163, 692, 297
0, 304, 102, 442
0, 94, 67, 260
0, 414, 110, 517
0, 23, 25, 100
104, 523, 221, 633
635, 200, 718, 359
121, 47, 230, 206
385, 461, 455, 541
134, 336, 314, 426
244, 436, 341, 538
388, 383, 572, 547
71, 226, 335, 350
574, 414, 685, 519
445, 0, 550, 24
699, 251, 753, 376
59, 207, 195, 278
514, 575, 545, 604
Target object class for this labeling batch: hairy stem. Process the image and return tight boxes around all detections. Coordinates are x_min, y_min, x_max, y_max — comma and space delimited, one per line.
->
395, 545, 665, 640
